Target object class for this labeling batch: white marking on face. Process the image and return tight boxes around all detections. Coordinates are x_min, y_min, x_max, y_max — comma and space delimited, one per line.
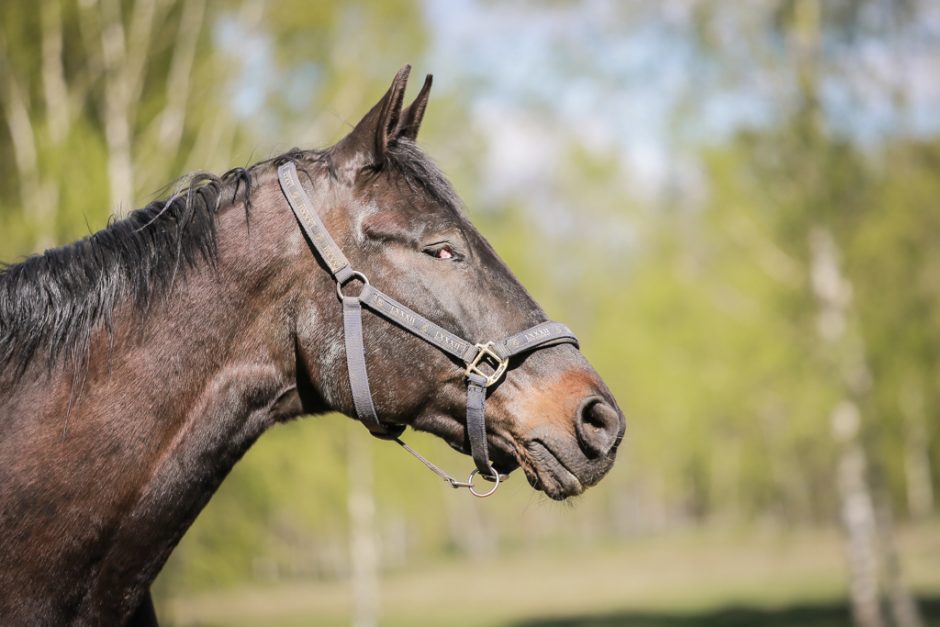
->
354, 203, 380, 245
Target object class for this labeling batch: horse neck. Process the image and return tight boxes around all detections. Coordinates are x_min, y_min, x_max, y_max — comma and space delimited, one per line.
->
66, 181, 306, 455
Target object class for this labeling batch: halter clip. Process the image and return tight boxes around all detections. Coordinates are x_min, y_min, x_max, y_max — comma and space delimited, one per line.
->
465, 342, 509, 387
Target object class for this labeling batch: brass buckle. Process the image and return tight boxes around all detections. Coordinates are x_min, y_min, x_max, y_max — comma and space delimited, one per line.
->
465, 342, 508, 387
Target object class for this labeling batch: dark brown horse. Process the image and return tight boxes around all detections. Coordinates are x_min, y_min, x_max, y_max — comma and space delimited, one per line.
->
0, 67, 625, 626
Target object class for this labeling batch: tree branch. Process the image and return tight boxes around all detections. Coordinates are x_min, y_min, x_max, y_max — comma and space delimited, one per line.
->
158, 0, 207, 157
124, 0, 164, 112
41, 0, 70, 145
1, 37, 57, 249
97, 0, 135, 212
0, 48, 39, 199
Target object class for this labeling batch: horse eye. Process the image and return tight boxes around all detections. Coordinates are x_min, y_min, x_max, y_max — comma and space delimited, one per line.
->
424, 244, 457, 260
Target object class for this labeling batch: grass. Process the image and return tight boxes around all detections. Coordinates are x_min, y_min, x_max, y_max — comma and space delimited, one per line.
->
156, 523, 940, 626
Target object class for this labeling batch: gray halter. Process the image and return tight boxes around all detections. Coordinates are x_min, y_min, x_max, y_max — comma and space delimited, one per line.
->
278, 161, 579, 497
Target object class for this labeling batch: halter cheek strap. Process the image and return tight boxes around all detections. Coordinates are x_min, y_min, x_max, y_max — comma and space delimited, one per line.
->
278, 161, 579, 496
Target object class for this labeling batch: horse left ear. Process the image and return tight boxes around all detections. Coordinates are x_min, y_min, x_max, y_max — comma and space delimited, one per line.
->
334, 65, 411, 166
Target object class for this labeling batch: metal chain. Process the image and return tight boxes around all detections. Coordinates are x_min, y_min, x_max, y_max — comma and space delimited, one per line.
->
393, 437, 503, 498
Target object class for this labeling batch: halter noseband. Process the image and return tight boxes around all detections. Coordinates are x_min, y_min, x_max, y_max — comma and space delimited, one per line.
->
278, 161, 578, 497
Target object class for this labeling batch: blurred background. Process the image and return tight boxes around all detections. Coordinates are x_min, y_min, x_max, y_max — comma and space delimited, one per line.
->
2, 1, 940, 625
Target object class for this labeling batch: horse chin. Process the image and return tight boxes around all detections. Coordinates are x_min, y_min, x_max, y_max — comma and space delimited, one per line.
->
517, 427, 619, 501
522, 440, 585, 500
409, 414, 600, 500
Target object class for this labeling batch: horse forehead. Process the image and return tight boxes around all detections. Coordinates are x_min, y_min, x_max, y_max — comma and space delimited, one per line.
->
359, 179, 469, 231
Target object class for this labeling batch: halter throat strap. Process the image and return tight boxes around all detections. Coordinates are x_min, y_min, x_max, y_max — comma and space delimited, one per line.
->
277, 161, 578, 494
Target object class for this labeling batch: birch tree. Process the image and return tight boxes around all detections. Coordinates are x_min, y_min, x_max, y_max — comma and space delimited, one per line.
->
0, 0, 245, 257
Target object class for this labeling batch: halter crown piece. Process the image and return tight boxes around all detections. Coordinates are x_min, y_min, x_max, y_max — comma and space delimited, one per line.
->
278, 162, 579, 497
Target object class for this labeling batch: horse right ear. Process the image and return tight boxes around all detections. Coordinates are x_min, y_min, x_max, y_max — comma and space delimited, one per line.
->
395, 74, 433, 141
333, 65, 411, 167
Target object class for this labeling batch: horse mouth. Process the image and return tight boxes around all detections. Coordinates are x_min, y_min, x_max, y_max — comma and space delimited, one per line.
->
434, 421, 583, 497
521, 440, 584, 500
480, 432, 522, 476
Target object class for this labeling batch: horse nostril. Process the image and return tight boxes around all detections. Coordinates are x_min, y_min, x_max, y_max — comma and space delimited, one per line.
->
576, 397, 623, 458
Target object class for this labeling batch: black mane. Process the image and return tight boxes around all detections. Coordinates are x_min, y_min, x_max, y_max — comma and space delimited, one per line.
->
0, 167, 253, 377
0, 142, 459, 379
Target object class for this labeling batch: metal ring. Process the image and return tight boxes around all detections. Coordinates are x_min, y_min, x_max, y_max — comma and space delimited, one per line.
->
467, 468, 500, 498
336, 271, 370, 300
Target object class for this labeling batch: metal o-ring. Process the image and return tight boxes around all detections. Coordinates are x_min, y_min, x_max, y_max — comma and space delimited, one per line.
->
467, 468, 500, 498
336, 271, 370, 300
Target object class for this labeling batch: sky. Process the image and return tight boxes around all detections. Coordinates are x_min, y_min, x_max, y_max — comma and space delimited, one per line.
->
216, 0, 940, 207
421, 0, 940, 195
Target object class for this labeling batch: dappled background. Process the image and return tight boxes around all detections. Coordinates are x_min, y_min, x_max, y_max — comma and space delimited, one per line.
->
2, 1, 940, 626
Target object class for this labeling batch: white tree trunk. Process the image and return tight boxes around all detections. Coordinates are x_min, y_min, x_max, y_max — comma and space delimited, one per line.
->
830, 401, 884, 627
876, 495, 924, 627
810, 228, 885, 627
347, 428, 379, 627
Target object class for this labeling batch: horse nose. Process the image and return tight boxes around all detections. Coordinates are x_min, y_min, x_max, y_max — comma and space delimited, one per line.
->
575, 396, 623, 458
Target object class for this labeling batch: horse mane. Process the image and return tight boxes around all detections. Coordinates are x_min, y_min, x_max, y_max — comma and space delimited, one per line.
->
0, 141, 460, 380
0, 165, 258, 378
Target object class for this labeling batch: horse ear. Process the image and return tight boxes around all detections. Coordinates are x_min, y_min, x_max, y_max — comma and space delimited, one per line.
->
334, 65, 411, 166
395, 74, 433, 141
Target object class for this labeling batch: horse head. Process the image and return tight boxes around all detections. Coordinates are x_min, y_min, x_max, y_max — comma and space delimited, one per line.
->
288, 67, 625, 500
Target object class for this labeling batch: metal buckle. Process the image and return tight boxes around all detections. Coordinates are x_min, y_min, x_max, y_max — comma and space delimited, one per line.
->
465, 342, 508, 387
